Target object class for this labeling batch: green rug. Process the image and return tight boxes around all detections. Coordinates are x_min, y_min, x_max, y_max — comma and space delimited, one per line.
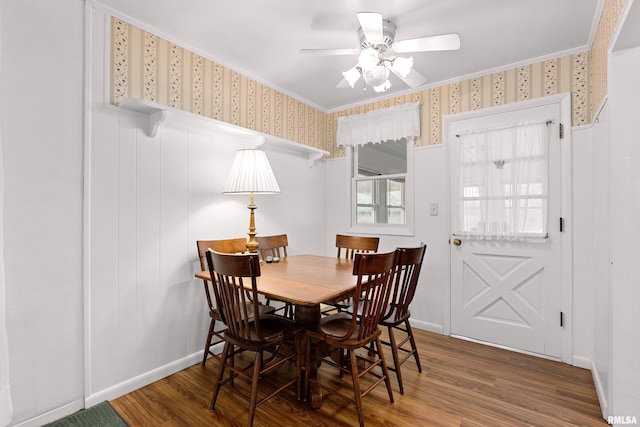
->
44, 401, 128, 427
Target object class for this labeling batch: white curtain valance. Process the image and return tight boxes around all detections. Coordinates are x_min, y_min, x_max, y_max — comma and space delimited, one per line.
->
337, 102, 421, 147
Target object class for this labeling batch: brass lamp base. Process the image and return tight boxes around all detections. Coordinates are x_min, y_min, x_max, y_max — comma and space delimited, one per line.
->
246, 192, 259, 253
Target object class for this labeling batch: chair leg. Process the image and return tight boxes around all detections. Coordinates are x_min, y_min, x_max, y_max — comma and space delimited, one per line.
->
229, 347, 235, 387
287, 303, 295, 320
339, 349, 346, 378
349, 348, 365, 427
210, 341, 231, 411
387, 325, 404, 395
202, 318, 216, 367
376, 336, 394, 404
405, 320, 422, 372
302, 335, 311, 401
295, 332, 302, 400
367, 340, 376, 357
247, 351, 263, 427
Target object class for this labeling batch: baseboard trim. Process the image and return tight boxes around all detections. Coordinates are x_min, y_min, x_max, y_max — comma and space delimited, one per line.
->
572, 355, 592, 370
411, 320, 444, 334
11, 399, 85, 427
591, 360, 609, 419
451, 334, 563, 362
84, 351, 202, 407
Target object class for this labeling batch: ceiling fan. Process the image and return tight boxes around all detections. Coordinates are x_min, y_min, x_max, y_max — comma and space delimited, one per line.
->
300, 12, 461, 93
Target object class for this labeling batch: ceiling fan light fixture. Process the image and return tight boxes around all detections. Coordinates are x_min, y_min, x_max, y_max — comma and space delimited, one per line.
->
391, 56, 414, 78
372, 80, 391, 93
342, 66, 362, 88
358, 47, 379, 71
305, 12, 460, 94
363, 65, 390, 87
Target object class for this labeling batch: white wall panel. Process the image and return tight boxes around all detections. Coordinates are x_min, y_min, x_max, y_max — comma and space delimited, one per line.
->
89, 106, 120, 394
135, 117, 162, 374
570, 125, 595, 369
117, 114, 139, 384
590, 101, 612, 417
610, 43, 640, 419
2, 1, 85, 424
158, 125, 190, 365
186, 131, 216, 354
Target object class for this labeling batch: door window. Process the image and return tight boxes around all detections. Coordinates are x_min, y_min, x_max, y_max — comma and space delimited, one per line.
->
455, 121, 550, 240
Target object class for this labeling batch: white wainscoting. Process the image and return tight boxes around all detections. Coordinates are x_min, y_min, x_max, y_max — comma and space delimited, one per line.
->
85, 8, 328, 404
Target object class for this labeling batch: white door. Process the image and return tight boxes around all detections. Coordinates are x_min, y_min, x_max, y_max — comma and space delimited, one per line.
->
447, 98, 567, 359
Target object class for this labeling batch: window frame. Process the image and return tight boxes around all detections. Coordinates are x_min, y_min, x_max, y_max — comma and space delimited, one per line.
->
347, 140, 415, 236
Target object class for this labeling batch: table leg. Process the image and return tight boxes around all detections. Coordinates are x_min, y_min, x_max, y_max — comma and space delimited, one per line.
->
294, 304, 323, 408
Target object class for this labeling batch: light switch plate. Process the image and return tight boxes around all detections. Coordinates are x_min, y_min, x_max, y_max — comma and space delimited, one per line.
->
430, 203, 438, 216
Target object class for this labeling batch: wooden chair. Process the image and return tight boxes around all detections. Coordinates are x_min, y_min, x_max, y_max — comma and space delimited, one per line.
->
336, 234, 380, 259
379, 244, 427, 394
206, 250, 301, 427
255, 234, 294, 319
255, 234, 288, 262
305, 251, 397, 427
196, 238, 273, 367
323, 234, 380, 315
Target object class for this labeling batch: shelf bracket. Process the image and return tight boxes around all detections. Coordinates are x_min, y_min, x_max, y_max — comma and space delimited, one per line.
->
148, 109, 167, 138
308, 151, 325, 168
118, 98, 167, 138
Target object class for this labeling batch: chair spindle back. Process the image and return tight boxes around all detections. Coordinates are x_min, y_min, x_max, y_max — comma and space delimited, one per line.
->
336, 234, 380, 260
342, 251, 398, 342
205, 250, 266, 344
384, 245, 427, 323
255, 234, 288, 261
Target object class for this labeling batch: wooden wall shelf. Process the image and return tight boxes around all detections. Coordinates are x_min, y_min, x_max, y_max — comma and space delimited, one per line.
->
117, 98, 328, 167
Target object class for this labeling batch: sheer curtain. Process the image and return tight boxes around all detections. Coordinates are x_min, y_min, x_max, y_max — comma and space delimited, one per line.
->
337, 102, 421, 147
455, 121, 550, 241
0, 5, 14, 424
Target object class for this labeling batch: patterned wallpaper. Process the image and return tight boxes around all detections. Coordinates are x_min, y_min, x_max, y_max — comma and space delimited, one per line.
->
110, 0, 628, 158
111, 19, 327, 153
590, 0, 628, 115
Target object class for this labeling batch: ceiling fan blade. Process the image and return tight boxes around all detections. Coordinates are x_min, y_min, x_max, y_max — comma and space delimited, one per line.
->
336, 78, 351, 88
299, 48, 360, 56
393, 33, 461, 53
357, 12, 384, 44
388, 65, 426, 88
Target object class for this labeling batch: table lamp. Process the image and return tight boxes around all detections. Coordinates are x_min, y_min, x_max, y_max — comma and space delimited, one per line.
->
223, 149, 280, 252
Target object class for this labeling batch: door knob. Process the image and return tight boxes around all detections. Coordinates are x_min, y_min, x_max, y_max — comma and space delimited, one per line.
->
453, 239, 462, 246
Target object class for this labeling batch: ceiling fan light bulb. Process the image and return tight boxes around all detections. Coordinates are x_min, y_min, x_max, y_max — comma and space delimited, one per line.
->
392, 56, 414, 77
373, 79, 391, 93
358, 47, 379, 71
363, 65, 390, 86
342, 66, 361, 87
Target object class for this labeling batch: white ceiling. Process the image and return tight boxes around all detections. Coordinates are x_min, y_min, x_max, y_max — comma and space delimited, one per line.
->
94, 0, 602, 112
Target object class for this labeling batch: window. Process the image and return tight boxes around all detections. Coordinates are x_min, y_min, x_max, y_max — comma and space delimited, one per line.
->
350, 139, 414, 235
336, 102, 420, 236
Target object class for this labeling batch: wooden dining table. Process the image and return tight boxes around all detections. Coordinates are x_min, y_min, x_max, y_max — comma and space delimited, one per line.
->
194, 254, 357, 407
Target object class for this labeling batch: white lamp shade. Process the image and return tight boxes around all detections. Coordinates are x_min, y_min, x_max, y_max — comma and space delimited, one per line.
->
223, 149, 280, 194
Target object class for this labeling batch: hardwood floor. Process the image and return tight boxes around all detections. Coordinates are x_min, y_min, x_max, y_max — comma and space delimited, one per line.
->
111, 329, 607, 426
